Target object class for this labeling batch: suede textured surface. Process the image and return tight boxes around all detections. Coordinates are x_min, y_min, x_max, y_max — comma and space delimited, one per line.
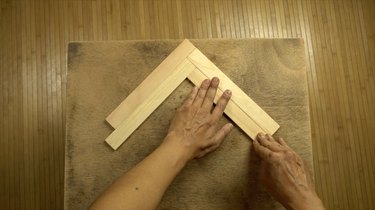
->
65, 39, 311, 210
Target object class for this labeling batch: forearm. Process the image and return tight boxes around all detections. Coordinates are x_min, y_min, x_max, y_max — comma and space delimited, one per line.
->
90, 78, 231, 210
89, 137, 189, 210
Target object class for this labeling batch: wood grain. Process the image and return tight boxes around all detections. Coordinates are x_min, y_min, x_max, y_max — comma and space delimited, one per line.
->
105, 39, 196, 129
105, 59, 197, 150
65, 39, 310, 210
187, 68, 267, 139
0, 0, 374, 209
187, 48, 280, 134
106, 39, 279, 150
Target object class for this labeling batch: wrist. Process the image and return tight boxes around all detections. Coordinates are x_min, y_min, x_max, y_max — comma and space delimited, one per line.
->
160, 134, 193, 165
287, 191, 325, 210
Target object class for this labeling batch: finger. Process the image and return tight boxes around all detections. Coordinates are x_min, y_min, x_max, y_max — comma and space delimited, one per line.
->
257, 133, 283, 152
197, 123, 232, 158
196, 144, 219, 158
265, 133, 275, 141
211, 89, 232, 122
201, 77, 219, 112
212, 123, 233, 144
275, 137, 288, 147
252, 138, 273, 161
200, 122, 233, 149
181, 86, 198, 108
192, 79, 211, 108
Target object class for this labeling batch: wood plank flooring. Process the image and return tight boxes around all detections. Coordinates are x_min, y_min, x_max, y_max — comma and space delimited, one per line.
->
0, 0, 374, 209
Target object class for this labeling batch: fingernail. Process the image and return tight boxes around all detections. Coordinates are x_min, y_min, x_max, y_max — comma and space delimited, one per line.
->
212, 77, 219, 83
203, 79, 210, 85
228, 123, 233, 129
258, 132, 265, 138
225, 89, 232, 95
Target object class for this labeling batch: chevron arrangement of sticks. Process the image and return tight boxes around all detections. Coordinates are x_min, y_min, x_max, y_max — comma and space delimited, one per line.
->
105, 39, 279, 150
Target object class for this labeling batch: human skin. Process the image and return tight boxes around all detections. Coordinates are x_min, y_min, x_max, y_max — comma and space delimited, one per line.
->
252, 133, 325, 210
89, 77, 233, 210
89, 77, 325, 210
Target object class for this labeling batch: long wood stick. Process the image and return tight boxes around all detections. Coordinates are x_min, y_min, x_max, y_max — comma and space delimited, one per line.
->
106, 39, 196, 128
105, 59, 197, 150
105, 39, 279, 150
187, 48, 280, 135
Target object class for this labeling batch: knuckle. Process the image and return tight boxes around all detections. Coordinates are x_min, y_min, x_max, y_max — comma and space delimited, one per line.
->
268, 152, 282, 162
197, 92, 205, 99
223, 125, 230, 134
283, 150, 296, 161
283, 150, 294, 157
197, 108, 208, 116
216, 101, 226, 110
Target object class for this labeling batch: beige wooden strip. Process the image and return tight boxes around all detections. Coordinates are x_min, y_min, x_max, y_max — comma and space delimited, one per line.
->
106, 39, 279, 149
187, 48, 280, 134
106, 39, 196, 128
187, 69, 266, 139
105, 59, 197, 150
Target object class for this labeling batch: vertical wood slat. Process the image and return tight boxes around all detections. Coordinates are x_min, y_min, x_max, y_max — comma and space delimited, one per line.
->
324, 1, 352, 208
0, 0, 374, 209
15, 2, 24, 210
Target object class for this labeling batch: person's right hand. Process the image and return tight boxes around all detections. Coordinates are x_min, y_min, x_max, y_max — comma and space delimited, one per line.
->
252, 133, 325, 210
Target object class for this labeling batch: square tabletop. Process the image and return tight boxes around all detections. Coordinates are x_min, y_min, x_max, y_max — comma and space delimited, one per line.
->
65, 39, 312, 210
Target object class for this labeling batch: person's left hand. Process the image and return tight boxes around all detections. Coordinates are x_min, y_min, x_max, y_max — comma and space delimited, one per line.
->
164, 77, 233, 160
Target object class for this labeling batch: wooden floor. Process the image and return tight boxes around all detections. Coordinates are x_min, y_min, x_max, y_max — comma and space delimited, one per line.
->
0, 0, 374, 209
